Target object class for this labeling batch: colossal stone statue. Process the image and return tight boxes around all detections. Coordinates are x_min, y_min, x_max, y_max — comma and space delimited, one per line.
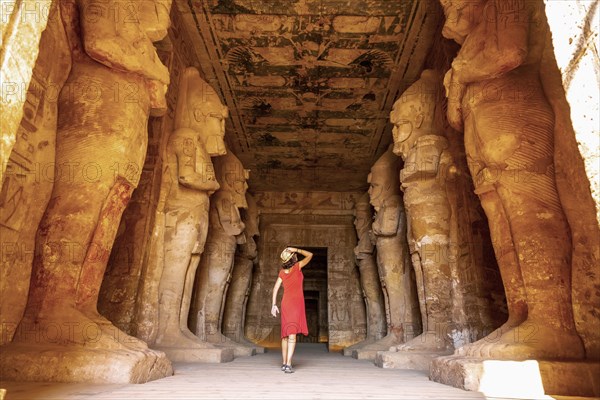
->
1, 0, 174, 383
190, 152, 255, 357
222, 193, 264, 353
0, 0, 71, 345
152, 67, 232, 363
343, 193, 386, 356
353, 147, 421, 360
440, 0, 584, 360
389, 69, 454, 354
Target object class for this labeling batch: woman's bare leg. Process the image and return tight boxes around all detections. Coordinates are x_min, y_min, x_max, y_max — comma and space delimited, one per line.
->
285, 334, 297, 366
281, 337, 288, 365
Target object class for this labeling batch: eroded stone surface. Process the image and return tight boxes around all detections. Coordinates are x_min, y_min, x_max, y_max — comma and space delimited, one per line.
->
0, 0, 70, 345
1, 0, 53, 184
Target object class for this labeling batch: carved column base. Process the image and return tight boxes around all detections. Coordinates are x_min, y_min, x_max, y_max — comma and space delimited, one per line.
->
352, 345, 390, 360
0, 343, 172, 383
223, 333, 265, 354
154, 345, 233, 363
430, 355, 600, 398
208, 336, 256, 358
343, 337, 376, 356
352, 331, 404, 360
375, 349, 452, 371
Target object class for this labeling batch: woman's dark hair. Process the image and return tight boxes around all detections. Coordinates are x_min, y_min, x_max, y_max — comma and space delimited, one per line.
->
282, 253, 298, 269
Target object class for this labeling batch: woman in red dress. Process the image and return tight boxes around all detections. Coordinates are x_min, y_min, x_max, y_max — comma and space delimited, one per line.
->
271, 246, 313, 373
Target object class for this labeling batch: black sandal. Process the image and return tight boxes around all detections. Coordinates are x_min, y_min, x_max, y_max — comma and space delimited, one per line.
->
284, 365, 294, 374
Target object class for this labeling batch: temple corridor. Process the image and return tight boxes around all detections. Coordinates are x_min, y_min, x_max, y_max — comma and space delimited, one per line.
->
1, 0, 598, 398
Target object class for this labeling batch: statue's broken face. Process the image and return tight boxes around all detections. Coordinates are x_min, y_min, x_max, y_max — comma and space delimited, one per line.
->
367, 173, 383, 211
390, 102, 418, 159
354, 208, 371, 233
195, 108, 228, 156
191, 84, 228, 157
137, 0, 173, 42
223, 166, 249, 209
390, 96, 432, 159
440, 0, 483, 44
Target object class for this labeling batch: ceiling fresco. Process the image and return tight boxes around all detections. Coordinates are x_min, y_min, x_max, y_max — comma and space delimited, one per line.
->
175, 0, 440, 191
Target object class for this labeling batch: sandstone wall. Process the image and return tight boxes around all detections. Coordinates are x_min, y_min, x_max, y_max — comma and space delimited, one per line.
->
542, 1, 600, 359
0, 1, 70, 345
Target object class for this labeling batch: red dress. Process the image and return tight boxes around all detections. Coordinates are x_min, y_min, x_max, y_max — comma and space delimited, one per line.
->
279, 263, 308, 338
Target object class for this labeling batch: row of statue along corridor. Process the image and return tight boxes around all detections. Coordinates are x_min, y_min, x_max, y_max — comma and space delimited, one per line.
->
0, 0, 598, 397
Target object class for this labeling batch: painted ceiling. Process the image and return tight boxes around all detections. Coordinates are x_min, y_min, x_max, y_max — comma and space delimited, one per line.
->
175, 0, 440, 191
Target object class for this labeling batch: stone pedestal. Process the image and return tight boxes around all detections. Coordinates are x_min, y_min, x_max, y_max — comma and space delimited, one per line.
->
0, 344, 173, 383
212, 341, 256, 358
343, 338, 376, 356
154, 346, 233, 363
375, 349, 452, 371
352, 345, 388, 361
430, 355, 600, 398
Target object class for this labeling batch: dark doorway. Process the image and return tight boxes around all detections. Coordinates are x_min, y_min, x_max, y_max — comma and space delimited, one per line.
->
294, 247, 328, 343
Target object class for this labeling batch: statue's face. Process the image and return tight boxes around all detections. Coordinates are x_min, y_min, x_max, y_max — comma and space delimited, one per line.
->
226, 167, 249, 209
440, 0, 483, 44
354, 208, 371, 232
367, 172, 384, 211
195, 107, 228, 156
390, 101, 418, 159
191, 83, 228, 156
137, 0, 173, 42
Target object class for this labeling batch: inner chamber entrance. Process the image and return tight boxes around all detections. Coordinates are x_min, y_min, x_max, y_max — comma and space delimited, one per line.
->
295, 247, 328, 344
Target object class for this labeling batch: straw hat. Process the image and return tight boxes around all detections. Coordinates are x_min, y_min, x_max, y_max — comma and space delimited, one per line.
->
280, 248, 294, 263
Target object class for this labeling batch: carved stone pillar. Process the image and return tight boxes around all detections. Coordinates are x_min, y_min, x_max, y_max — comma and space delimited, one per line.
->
150, 67, 232, 363
222, 193, 264, 353
353, 147, 421, 360
376, 69, 455, 370
190, 152, 255, 357
343, 193, 386, 356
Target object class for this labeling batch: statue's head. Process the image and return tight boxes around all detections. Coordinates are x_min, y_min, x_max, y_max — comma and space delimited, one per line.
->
214, 151, 249, 209
175, 67, 228, 156
367, 146, 401, 211
439, 0, 484, 44
354, 192, 372, 234
390, 69, 442, 159
136, 0, 173, 42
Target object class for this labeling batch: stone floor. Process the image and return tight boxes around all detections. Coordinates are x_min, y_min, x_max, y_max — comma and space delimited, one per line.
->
0, 344, 590, 400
